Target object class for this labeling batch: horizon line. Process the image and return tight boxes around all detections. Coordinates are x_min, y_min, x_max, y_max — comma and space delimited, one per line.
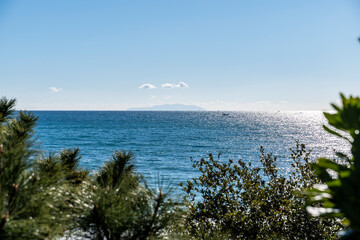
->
16, 109, 330, 112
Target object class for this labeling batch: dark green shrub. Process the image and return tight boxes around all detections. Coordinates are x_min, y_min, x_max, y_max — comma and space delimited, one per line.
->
180, 142, 340, 239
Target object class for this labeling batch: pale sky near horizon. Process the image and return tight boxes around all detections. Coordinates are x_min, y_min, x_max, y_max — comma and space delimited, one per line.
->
1, 0, 360, 111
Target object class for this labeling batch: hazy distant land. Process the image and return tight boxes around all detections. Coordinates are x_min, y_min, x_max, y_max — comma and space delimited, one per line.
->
127, 104, 206, 111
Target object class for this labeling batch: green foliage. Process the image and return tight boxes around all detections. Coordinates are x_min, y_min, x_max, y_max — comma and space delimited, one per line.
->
33, 148, 93, 236
96, 150, 137, 188
307, 94, 360, 238
80, 151, 180, 240
0, 97, 180, 239
0, 97, 16, 123
36, 148, 89, 185
0, 97, 74, 239
180, 142, 340, 239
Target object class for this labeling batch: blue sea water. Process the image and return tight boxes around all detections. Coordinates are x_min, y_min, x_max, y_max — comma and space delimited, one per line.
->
33, 111, 348, 193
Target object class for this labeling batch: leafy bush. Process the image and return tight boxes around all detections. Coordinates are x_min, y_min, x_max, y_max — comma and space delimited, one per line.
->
180, 142, 340, 239
307, 94, 360, 238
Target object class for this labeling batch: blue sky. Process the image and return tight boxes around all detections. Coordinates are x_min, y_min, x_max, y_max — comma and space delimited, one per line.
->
1, 0, 360, 111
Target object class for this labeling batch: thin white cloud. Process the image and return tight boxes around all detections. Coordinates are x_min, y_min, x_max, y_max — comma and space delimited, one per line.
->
176, 82, 189, 88
139, 84, 156, 89
161, 82, 189, 89
49, 87, 62, 93
161, 83, 175, 88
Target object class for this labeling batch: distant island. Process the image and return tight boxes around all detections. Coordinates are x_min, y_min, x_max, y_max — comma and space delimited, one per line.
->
127, 104, 206, 111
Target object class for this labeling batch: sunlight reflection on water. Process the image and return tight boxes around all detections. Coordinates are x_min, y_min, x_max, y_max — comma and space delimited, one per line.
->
34, 111, 349, 193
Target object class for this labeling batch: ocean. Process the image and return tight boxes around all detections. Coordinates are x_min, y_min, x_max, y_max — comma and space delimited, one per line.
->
33, 111, 348, 194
